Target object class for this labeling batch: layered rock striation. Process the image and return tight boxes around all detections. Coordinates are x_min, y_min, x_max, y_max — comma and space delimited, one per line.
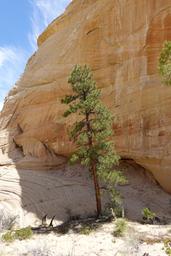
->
0, 0, 171, 192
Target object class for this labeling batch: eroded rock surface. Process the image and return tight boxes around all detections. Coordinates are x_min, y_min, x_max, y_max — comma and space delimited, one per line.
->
0, 0, 171, 192
0, 162, 170, 226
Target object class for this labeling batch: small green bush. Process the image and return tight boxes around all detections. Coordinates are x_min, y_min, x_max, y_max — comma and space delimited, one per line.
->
164, 239, 171, 256
113, 218, 127, 237
142, 208, 156, 223
79, 224, 94, 235
1, 231, 15, 243
15, 227, 33, 240
2, 227, 33, 243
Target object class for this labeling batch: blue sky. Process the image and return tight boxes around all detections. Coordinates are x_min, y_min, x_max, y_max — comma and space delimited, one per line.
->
0, 0, 71, 110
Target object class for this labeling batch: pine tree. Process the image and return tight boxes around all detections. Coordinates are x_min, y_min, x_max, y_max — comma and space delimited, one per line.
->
62, 65, 125, 217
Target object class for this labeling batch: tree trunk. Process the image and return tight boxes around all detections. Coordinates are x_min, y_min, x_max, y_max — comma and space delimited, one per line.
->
85, 111, 102, 217
91, 162, 102, 217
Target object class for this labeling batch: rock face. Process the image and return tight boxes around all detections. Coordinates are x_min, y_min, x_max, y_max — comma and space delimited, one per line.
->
0, 0, 171, 193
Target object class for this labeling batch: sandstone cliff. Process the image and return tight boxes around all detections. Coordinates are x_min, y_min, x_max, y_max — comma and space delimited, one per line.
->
0, 0, 171, 193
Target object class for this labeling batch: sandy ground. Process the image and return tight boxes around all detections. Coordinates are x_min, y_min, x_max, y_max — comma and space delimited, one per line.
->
0, 221, 170, 256
0, 161, 170, 255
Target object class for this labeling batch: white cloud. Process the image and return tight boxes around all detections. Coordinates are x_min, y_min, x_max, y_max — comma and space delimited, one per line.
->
0, 0, 71, 111
0, 46, 28, 110
28, 0, 71, 51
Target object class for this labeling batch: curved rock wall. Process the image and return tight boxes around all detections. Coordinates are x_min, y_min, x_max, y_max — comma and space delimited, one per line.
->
0, 0, 171, 193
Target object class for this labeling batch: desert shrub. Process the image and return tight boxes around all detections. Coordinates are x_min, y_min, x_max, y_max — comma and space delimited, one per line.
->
79, 224, 94, 235
14, 227, 33, 240
0, 209, 18, 231
142, 208, 156, 224
2, 227, 33, 243
1, 231, 15, 243
113, 218, 127, 237
164, 239, 171, 256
